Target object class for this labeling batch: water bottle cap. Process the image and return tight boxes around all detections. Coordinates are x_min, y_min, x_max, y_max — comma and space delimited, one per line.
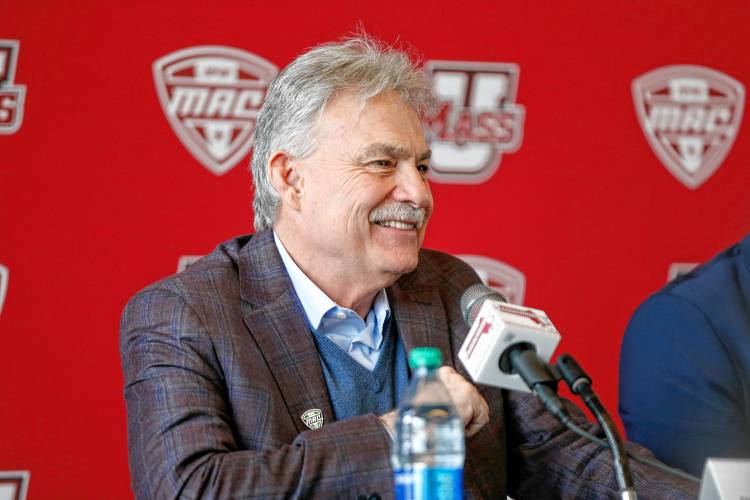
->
408, 347, 442, 369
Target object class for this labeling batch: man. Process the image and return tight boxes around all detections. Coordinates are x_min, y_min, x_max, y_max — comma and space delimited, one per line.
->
620, 234, 750, 476
121, 35, 697, 498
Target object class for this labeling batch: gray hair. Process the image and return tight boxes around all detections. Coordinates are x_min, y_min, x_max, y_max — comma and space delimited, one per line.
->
250, 34, 437, 230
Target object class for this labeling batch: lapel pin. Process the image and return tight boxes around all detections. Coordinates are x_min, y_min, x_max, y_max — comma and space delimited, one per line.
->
301, 408, 323, 430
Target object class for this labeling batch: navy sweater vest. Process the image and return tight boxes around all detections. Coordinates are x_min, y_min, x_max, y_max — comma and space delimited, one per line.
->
311, 317, 410, 420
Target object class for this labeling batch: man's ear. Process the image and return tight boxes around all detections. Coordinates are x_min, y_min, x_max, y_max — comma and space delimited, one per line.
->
268, 151, 303, 211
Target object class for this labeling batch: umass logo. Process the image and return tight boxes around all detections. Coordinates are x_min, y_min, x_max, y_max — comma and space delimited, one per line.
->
424, 61, 525, 184
0, 39, 26, 135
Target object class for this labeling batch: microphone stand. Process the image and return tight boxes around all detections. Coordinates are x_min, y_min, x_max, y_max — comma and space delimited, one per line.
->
511, 349, 699, 486
556, 354, 637, 500
506, 346, 639, 499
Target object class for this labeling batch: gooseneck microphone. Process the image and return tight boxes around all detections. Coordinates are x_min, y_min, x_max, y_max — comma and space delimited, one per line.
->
458, 283, 643, 498
457, 283, 700, 489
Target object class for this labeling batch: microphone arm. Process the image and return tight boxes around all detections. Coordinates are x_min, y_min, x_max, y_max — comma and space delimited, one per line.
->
556, 354, 636, 499
512, 348, 700, 487
515, 348, 701, 487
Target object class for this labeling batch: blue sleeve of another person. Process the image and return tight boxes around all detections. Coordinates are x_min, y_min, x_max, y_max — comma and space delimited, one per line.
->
618, 292, 746, 476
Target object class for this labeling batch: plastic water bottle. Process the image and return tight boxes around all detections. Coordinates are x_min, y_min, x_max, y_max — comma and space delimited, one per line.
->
392, 347, 465, 500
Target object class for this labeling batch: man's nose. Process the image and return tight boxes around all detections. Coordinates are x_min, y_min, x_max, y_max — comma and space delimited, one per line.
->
393, 161, 432, 208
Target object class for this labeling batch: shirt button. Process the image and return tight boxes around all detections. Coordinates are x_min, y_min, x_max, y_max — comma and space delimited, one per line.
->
335, 311, 347, 319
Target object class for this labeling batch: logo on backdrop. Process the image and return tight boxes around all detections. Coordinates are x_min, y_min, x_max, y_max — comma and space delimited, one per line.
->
177, 255, 203, 272
667, 262, 698, 282
0, 470, 30, 500
0, 263, 8, 317
632, 65, 745, 189
424, 61, 525, 184
0, 39, 26, 135
153, 46, 278, 175
456, 254, 526, 305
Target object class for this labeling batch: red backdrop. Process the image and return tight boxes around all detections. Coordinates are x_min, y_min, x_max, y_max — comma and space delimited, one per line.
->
2, 1, 749, 497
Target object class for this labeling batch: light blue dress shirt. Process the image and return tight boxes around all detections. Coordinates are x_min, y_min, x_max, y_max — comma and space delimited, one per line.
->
273, 232, 391, 371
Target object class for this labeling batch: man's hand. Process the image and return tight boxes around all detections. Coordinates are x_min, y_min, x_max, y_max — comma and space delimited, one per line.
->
379, 366, 489, 439
437, 366, 489, 437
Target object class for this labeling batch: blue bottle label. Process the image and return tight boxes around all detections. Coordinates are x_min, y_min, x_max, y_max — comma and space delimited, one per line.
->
394, 466, 463, 500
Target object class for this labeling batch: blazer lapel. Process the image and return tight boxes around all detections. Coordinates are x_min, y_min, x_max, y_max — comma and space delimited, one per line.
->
388, 283, 455, 369
238, 229, 334, 434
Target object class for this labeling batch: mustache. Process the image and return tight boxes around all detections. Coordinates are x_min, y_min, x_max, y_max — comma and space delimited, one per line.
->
369, 203, 428, 229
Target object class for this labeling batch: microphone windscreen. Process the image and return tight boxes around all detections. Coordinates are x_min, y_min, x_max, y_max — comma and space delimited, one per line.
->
460, 283, 507, 326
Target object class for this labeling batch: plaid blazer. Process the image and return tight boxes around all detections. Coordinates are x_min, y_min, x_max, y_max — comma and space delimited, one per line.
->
121, 229, 698, 499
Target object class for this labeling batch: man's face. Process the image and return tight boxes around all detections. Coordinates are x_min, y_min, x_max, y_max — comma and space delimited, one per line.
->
292, 90, 433, 287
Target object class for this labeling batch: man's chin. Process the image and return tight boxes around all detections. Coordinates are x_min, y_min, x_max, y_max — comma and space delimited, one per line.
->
382, 255, 420, 278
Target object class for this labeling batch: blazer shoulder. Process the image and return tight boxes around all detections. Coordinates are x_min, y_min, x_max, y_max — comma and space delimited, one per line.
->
122, 235, 252, 316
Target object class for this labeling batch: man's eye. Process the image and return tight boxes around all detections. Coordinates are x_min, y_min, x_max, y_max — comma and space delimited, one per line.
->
370, 159, 393, 167
417, 163, 430, 173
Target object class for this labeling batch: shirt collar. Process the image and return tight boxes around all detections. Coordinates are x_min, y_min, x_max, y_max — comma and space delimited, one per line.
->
273, 231, 390, 331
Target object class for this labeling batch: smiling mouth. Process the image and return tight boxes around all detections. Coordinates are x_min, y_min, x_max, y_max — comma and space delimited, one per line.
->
374, 220, 422, 230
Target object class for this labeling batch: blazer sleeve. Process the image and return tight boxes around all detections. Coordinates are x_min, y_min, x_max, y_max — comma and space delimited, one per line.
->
120, 287, 393, 500
504, 391, 699, 499
619, 292, 746, 476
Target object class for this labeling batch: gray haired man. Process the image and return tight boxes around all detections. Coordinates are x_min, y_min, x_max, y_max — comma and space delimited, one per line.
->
121, 35, 698, 499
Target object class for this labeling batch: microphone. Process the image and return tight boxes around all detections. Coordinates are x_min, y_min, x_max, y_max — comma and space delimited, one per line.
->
458, 283, 561, 394
458, 283, 573, 424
